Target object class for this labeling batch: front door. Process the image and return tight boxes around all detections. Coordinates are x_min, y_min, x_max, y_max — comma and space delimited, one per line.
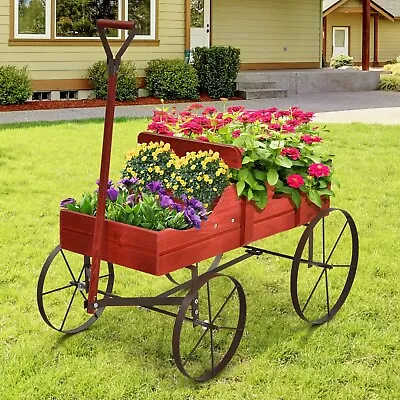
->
190, 0, 210, 54
332, 27, 349, 57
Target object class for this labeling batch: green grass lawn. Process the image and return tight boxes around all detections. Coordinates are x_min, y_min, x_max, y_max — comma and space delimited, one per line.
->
0, 120, 399, 399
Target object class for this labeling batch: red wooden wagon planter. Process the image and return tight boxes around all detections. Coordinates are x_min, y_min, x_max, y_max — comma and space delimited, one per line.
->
37, 20, 359, 382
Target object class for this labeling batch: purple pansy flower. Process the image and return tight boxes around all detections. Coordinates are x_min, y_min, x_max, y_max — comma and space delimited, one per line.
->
118, 177, 138, 188
107, 187, 119, 202
60, 198, 76, 208
172, 203, 182, 212
96, 179, 113, 188
184, 206, 202, 229
160, 195, 174, 209
146, 181, 164, 194
126, 194, 136, 205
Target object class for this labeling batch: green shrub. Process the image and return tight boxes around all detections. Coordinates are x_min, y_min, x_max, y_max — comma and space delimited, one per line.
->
383, 63, 400, 76
88, 61, 138, 101
0, 65, 32, 105
330, 54, 354, 69
145, 59, 199, 100
378, 75, 400, 91
193, 46, 241, 98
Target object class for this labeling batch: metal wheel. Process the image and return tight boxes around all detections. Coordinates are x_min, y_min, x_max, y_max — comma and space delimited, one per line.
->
37, 245, 114, 334
291, 208, 358, 325
172, 273, 246, 382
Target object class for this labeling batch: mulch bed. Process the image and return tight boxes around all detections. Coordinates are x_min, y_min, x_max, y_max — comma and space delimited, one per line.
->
0, 93, 244, 112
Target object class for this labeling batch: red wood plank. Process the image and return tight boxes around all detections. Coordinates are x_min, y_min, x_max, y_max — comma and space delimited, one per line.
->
138, 132, 243, 169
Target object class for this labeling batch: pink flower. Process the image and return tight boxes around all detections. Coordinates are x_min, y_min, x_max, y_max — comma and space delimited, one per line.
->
227, 105, 245, 113
301, 134, 323, 145
147, 122, 173, 136
307, 163, 331, 178
232, 129, 241, 138
287, 174, 305, 188
186, 103, 203, 111
202, 106, 217, 115
282, 124, 296, 133
281, 147, 301, 160
197, 136, 209, 142
268, 123, 281, 131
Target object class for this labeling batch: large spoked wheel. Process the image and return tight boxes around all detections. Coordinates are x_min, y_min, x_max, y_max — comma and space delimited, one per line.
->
172, 273, 246, 382
291, 208, 358, 325
37, 245, 114, 334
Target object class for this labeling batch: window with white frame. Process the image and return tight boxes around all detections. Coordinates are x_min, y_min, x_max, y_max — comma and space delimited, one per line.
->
14, 0, 156, 40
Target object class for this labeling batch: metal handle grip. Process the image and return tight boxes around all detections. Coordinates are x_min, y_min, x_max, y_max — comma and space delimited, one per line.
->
96, 19, 134, 31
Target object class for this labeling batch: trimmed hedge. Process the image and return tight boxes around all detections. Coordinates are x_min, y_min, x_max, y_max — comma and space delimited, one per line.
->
378, 75, 400, 91
0, 65, 32, 105
88, 61, 138, 101
192, 46, 240, 99
146, 59, 199, 100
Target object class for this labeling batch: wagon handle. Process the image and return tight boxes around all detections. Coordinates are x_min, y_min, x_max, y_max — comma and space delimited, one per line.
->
97, 19, 136, 76
87, 20, 135, 314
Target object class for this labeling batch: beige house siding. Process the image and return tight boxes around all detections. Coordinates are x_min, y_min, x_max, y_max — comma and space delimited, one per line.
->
325, 13, 373, 62
326, 10, 400, 64
211, 0, 322, 65
378, 19, 400, 62
0, 0, 185, 83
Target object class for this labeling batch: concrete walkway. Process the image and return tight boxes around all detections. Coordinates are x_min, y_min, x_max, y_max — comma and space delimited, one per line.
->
0, 91, 399, 125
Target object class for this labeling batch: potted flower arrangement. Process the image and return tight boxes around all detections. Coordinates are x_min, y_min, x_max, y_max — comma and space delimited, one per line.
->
146, 103, 336, 210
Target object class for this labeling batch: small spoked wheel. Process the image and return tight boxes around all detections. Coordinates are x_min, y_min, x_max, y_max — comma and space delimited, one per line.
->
172, 273, 246, 382
37, 245, 114, 334
291, 208, 358, 325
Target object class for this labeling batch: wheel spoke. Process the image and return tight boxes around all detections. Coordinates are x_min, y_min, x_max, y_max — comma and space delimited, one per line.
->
182, 328, 209, 367
214, 326, 243, 331
301, 268, 326, 313
207, 281, 214, 371
331, 264, 351, 268
76, 265, 88, 301
210, 286, 237, 326
42, 283, 75, 296
325, 269, 330, 315
60, 286, 79, 331
322, 218, 326, 264
326, 220, 349, 265
60, 249, 78, 283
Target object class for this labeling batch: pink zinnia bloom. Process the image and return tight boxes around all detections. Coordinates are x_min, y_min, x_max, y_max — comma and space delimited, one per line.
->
268, 123, 281, 131
147, 122, 173, 135
227, 105, 245, 113
281, 147, 301, 160
197, 136, 209, 142
308, 163, 331, 178
232, 129, 241, 138
202, 106, 217, 115
186, 103, 203, 111
282, 124, 296, 133
301, 134, 323, 145
287, 174, 305, 188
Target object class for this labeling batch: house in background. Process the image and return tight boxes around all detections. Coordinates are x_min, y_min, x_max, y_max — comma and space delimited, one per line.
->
0, 0, 323, 99
323, 0, 400, 66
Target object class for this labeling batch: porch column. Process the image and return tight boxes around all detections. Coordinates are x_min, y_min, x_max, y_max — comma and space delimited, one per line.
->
362, 0, 371, 70
373, 14, 379, 66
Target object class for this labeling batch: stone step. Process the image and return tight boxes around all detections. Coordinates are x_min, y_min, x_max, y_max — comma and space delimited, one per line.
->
236, 81, 277, 90
236, 88, 288, 100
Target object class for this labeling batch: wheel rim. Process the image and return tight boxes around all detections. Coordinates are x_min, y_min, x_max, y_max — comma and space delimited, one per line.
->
37, 245, 114, 334
291, 208, 358, 325
172, 273, 246, 382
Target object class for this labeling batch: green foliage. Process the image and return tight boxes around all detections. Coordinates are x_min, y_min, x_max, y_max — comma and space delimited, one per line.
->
18, 0, 46, 34
145, 59, 199, 100
330, 54, 354, 69
378, 75, 400, 91
0, 65, 32, 105
192, 46, 241, 98
88, 60, 138, 101
383, 63, 400, 76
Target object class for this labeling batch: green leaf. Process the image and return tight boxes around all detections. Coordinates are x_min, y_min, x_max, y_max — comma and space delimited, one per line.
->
267, 169, 279, 186
290, 190, 301, 209
269, 140, 280, 150
308, 190, 322, 207
247, 188, 253, 201
275, 155, 293, 168
238, 168, 249, 181
242, 156, 253, 164
318, 188, 335, 197
236, 180, 245, 196
255, 189, 268, 210
253, 169, 267, 181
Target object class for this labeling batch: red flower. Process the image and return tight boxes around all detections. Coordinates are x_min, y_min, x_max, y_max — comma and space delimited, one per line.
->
287, 174, 305, 188
227, 105, 245, 113
281, 147, 301, 160
186, 103, 203, 111
308, 163, 331, 178
301, 134, 323, 145
232, 129, 241, 138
